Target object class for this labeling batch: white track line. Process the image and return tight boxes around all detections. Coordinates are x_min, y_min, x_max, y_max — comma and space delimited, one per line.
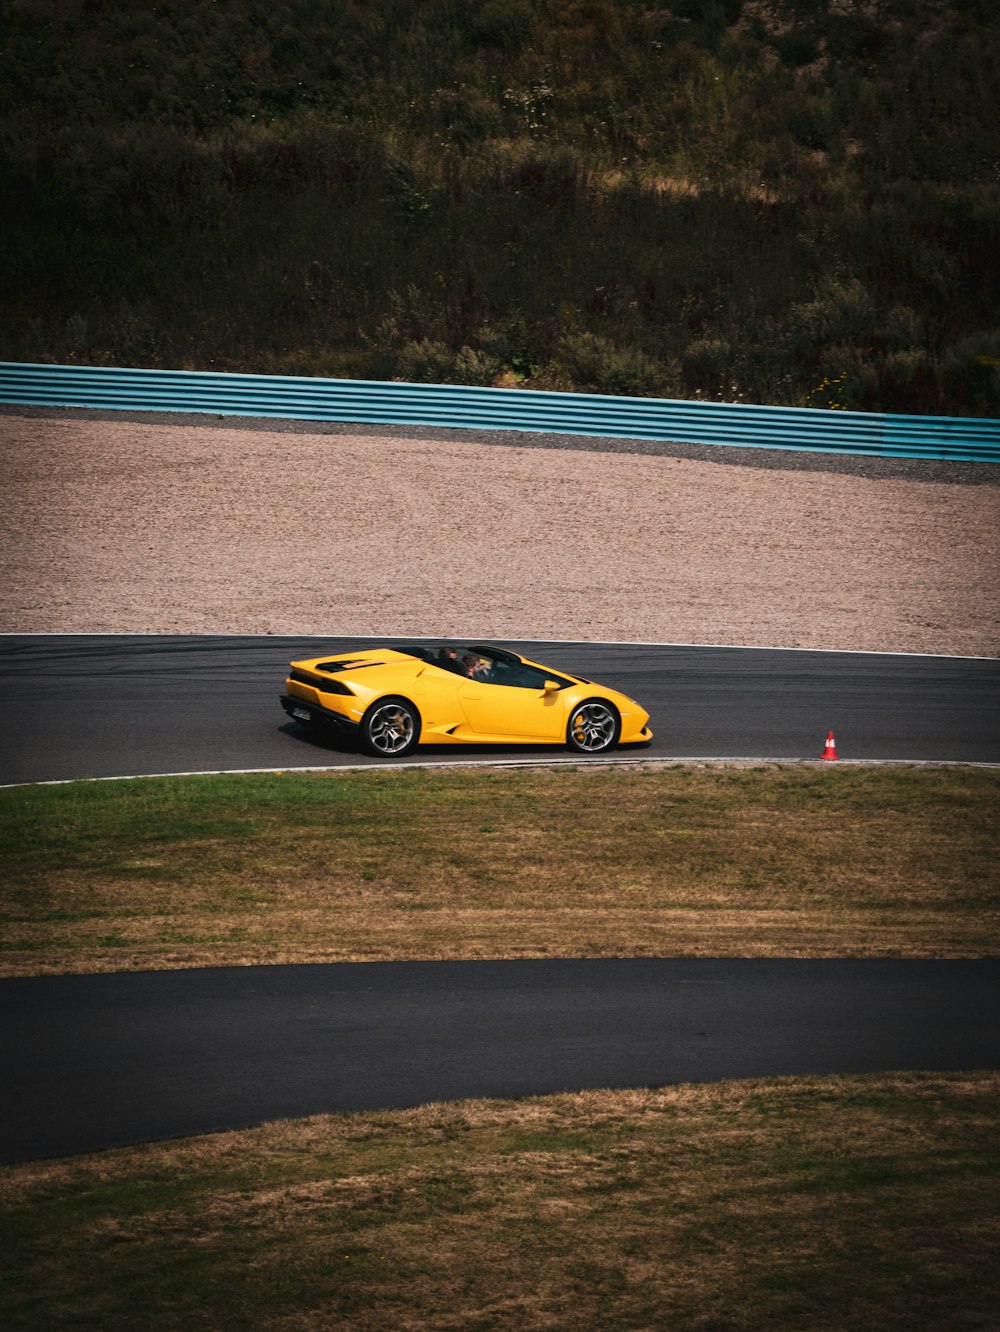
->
3, 755, 997, 790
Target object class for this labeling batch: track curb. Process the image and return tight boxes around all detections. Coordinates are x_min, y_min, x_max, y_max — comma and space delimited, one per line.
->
3, 755, 998, 790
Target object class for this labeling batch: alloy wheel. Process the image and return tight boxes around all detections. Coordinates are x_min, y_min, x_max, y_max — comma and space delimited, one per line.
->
569, 702, 618, 753
367, 702, 416, 755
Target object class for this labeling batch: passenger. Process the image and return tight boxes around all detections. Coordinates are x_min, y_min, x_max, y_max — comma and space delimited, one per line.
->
463, 654, 491, 679
438, 646, 462, 673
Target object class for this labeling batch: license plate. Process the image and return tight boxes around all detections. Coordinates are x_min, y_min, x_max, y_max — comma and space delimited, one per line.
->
291, 707, 312, 721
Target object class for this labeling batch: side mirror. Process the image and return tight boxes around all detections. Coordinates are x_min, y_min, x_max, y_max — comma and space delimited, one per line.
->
543, 680, 560, 692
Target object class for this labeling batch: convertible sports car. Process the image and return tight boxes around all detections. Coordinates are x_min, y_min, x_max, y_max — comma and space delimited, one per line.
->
280, 643, 652, 757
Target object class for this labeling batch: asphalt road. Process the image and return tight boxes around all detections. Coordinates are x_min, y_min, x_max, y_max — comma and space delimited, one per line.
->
1, 635, 998, 784
4, 958, 999, 1163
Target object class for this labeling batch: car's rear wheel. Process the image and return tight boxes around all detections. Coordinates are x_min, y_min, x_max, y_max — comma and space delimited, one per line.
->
566, 700, 621, 754
360, 696, 421, 757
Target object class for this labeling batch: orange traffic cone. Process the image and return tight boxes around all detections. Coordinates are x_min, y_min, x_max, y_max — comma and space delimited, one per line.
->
820, 730, 839, 761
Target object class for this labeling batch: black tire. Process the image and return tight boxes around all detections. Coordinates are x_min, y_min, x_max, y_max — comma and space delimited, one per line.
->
359, 696, 421, 758
566, 699, 621, 754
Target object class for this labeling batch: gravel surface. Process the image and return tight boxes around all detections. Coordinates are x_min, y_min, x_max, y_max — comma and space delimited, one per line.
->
2, 407, 998, 655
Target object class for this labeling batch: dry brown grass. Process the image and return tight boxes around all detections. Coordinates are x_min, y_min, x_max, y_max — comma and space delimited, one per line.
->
2, 764, 997, 975
3, 1072, 998, 1330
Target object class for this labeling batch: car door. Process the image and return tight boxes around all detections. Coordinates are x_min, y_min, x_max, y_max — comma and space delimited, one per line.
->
408, 662, 469, 732
457, 663, 567, 739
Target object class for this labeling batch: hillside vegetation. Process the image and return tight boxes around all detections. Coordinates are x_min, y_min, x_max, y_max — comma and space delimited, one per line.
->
2, 0, 998, 413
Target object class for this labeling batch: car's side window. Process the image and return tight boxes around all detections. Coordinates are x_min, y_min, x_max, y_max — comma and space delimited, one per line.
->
485, 662, 570, 690
421, 646, 572, 690
508, 664, 549, 690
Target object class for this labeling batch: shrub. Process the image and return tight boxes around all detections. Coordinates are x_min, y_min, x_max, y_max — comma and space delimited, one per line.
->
802, 347, 879, 410
682, 337, 732, 395
478, 318, 538, 382
555, 332, 674, 397
777, 29, 822, 67
672, 0, 743, 27
942, 330, 1000, 415
385, 163, 436, 221
430, 88, 503, 146
450, 345, 504, 385
883, 305, 924, 351
395, 339, 454, 382
880, 348, 937, 413
788, 97, 836, 152
63, 313, 89, 357
510, 146, 584, 210
468, 0, 535, 52
371, 286, 444, 352
791, 278, 877, 350
108, 301, 168, 368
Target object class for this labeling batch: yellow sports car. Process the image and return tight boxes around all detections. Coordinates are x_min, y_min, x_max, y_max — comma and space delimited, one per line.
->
280, 643, 652, 758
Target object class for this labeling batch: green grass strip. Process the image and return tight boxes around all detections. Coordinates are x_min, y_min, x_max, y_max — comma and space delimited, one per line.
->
2, 1072, 998, 1330
1, 765, 997, 974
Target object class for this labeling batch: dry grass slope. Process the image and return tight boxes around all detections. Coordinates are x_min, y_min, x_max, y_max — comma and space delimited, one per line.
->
3, 765, 997, 976
3, 1073, 998, 1330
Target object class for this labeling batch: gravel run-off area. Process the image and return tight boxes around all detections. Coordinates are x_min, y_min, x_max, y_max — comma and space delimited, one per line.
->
2, 407, 998, 657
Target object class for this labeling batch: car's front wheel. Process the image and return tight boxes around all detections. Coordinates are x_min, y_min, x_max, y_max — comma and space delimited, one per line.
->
360, 696, 421, 757
566, 700, 621, 754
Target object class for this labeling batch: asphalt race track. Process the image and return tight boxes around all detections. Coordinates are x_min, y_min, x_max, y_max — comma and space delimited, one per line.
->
3, 634, 998, 1162
1, 634, 999, 784
4, 958, 1000, 1163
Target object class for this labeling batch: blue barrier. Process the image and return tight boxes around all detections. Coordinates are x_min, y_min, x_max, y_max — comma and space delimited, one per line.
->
1, 361, 998, 461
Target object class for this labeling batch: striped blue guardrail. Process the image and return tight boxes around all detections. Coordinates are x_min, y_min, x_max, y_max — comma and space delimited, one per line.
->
1, 361, 998, 461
